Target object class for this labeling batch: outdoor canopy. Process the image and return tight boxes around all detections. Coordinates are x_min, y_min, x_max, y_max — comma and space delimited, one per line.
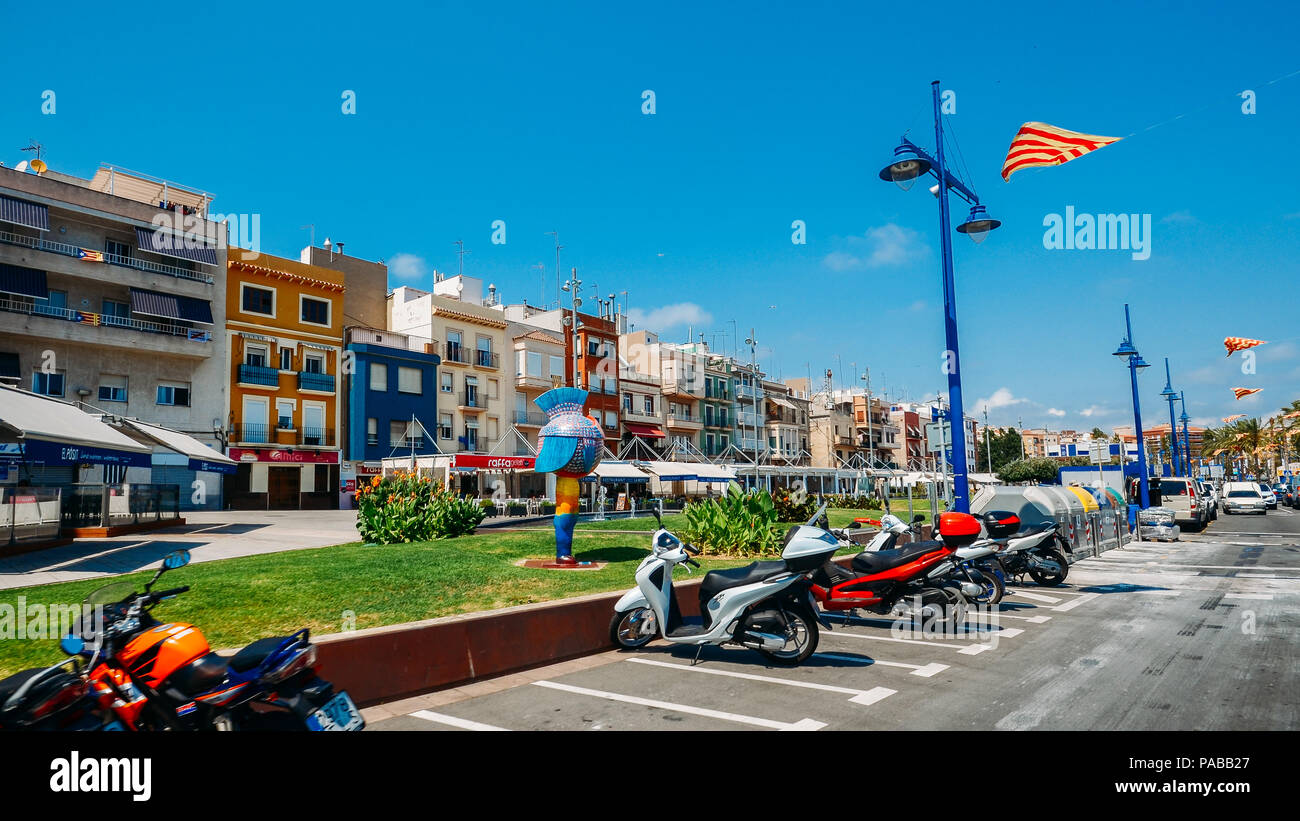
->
113, 417, 237, 474
642, 460, 699, 481
0, 386, 151, 467
587, 461, 650, 484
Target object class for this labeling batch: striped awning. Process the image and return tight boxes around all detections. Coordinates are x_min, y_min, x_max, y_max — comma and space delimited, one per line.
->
0, 264, 48, 299
0, 194, 49, 231
129, 287, 214, 325
134, 226, 218, 266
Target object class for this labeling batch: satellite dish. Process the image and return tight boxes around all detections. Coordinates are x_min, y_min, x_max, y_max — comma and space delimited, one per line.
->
30, 159, 47, 174
13, 160, 28, 172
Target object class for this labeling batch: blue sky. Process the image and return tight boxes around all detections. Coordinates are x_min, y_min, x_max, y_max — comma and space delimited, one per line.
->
5, 0, 1299, 432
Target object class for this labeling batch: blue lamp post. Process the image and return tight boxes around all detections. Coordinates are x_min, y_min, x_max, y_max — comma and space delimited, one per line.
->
1159, 359, 1181, 475
1113, 304, 1151, 508
878, 80, 1001, 513
1179, 394, 1192, 477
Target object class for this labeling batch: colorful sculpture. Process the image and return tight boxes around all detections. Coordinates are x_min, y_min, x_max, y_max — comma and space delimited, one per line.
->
533, 387, 604, 565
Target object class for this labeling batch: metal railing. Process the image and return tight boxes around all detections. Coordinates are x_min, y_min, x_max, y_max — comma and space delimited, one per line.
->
61, 484, 181, 529
443, 343, 471, 364
1, 486, 62, 546
0, 227, 214, 283
473, 350, 500, 369
389, 436, 425, 449
514, 410, 548, 426
297, 371, 335, 392
459, 391, 485, 409
232, 422, 270, 443
0, 295, 212, 342
300, 427, 335, 447
238, 363, 279, 386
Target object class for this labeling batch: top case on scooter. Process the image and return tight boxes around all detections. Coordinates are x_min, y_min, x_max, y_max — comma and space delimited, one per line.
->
937, 512, 981, 547
980, 511, 1021, 539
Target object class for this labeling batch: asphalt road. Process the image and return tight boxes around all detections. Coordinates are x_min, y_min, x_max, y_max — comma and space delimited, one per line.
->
365, 507, 1300, 732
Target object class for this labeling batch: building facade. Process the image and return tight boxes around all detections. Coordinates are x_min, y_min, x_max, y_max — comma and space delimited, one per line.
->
344, 326, 441, 479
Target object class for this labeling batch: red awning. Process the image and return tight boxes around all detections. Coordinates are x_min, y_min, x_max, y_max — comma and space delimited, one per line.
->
625, 423, 665, 439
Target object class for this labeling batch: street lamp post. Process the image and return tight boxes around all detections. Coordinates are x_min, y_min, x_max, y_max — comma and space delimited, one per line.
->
1113, 304, 1151, 509
1179, 394, 1192, 478
878, 81, 1001, 513
1160, 358, 1181, 476
561, 268, 583, 389
745, 329, 760, 488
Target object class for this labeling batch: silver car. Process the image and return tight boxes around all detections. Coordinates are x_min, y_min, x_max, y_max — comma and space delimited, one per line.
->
1224, 488, 1267, 514
1256, 483, 1278, 510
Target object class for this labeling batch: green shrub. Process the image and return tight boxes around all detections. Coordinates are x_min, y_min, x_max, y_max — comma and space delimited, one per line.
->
773, 487, 817, 521
356, 471, 486, 543
679, 486, 783, 557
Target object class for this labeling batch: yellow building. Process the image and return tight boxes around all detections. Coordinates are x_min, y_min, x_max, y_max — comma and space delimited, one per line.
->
223, 252, 345, 509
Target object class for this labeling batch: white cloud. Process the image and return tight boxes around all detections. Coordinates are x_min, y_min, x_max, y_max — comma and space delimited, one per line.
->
1160, 210, 1198, 225
1047, 408, 1066, 417
1079, 405, 1115, 418
388, 252, 428, 280
974, 387, 1026, 412
627, 302, 714, 332
908, 300, 928, 312
822, 223, 927, 271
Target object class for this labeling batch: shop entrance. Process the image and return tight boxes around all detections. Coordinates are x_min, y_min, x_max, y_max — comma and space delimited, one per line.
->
268, 466, 301, 509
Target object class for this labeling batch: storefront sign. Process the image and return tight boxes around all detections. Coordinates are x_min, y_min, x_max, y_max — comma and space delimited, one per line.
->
19, 439, 150, 468
228, 448, 340, 464
452, 454, 535, 470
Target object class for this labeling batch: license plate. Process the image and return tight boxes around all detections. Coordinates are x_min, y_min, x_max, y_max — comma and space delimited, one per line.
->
306, 691, 364, 732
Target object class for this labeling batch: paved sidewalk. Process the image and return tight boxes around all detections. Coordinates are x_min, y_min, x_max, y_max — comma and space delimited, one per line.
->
0, 510, 361, 590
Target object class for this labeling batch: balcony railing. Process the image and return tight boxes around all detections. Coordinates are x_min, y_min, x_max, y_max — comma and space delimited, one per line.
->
297, 371, 335, 392
735, 383, 761, 399
473, 350, 500, 369
514, 410, 548, 426
299, 427, 335, 447
389, 436, 425, 449
232, 423, 270, 443
459, 391, 485, 409
238, 363, 279, 386
0, 227, 214, 283
443, 343, 471, 364
456, 437, 492, 453
1, 295, 212, 342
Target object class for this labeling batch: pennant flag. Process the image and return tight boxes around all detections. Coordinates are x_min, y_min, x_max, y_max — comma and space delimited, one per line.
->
1222, 414, 1246, 423
1284, 411, 1300, 419
1224, 336, 1267, 356
1000, 122, 1121, 181
1232, 387, 1262, 400
77, 248, 105, 263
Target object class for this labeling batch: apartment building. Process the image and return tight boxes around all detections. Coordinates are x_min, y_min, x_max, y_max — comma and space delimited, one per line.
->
618, 368, 667, 457
509, 324, 565, 452
389, 280, 508, 472
620, 329, 705, 455
343, 326, 441, 483
889, 406, 926, 469
732, 360, 766, 460
0, 163, 226, 502
224, 251, 344, 509
763, 379, 809, 464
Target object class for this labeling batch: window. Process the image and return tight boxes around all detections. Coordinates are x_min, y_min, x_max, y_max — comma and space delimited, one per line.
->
302, 403, 325, 445
300, 296, 330, 326
465, 376, 479, 406
475, 336, 493, 368
398, 366, 422, 394
102, 300, 129, 325
623, 392, 632, 412
440, 372, 453, 393
157, 383, 191, 406
587, 340, 600, 357
105, 239, 131, 260
488, 378, 498, 400
549, 355, 564, 378
245, 344, 268, 368
370, 362, 388, 392
241, 284, 274, 315
526, 352, 542, 377
98, 375, 127, 403
644, 395, 653, 414
279, 348, 293, 371
391, 421, 421, 448
447, 330, 463, 361
438, 413, 452, 440
604, 410, 617, 430
33, 371, 65, 397
303, 353, 325, 374
277, 399, 295, 429
366, 418, 378, 446
34, 289, 67, 317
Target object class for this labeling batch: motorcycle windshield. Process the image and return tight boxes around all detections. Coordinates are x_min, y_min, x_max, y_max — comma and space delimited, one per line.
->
83, 581, 137, 608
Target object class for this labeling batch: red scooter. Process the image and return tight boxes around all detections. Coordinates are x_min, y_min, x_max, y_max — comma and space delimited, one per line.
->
810, 511, 984, 631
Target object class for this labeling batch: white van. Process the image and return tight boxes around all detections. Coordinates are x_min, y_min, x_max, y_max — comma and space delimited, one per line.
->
1155, 477, 1206, 528
1222, 482, 1267, 515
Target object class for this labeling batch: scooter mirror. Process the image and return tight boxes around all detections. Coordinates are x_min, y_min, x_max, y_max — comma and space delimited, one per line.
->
846, 521, 861, 529
60, 634, 85, 656
912, 514, 925, 524
163, 549, 191, 570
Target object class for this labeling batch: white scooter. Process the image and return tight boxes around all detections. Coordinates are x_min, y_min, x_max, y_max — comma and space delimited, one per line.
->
609, 505, 839, 666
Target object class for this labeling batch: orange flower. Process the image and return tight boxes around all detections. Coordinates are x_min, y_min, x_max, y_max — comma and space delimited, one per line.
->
371, 475, 381, 487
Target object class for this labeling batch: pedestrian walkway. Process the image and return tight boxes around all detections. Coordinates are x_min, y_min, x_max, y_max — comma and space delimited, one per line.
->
0, 510, 360, 590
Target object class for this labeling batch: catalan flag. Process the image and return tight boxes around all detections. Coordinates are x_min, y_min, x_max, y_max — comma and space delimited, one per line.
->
77, 311, 101, 326
1232, 387, 1262, 400
77, 248, 105, 263
1224, 336, 1267, 356
1000, 122, 1121, 181
1222, 414, 1246, 423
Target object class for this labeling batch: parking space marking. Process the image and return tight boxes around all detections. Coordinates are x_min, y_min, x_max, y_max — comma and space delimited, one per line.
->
409, 710, 510, 731
1224, 593, 1273, 600
531, 680, 827, 730
823, 630, 993, 655
827, 613, 1022, 639
814, 653, 950, 677
1006, 591, 1061, 604
1134, 589, 1181, 596
966, 611, 1051, 623
625, 657, 896, 705
1052, 592, 1101, 612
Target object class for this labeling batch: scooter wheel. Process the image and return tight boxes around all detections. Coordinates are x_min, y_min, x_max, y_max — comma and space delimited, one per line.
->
610, 608, 657, 649
757, 610, 818, 667
969, 566, 1004, 606
1028, 549, 1069, 587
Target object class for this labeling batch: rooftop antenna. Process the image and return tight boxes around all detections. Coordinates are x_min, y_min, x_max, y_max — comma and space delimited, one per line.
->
546, 231, 562, 309
300, 224, 315, 253
454, 240, 469, 277
20, 141, 43, 161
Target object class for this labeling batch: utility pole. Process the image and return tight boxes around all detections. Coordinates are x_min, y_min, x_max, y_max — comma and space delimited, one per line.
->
1018, 415, 1026, 460
546, 231, 562, 309
984, 405, 992, 474
746, 328, 760, 483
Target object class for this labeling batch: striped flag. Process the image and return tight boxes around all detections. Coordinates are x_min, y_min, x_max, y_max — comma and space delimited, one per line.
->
1232, 387, 1262, 400
1283, 411, 1300, 419
77, 248, 105, 263
1224, 336, 1266, 356
1222, 414, 1246, 423
1000, 122, 1121, 181
77, 311, 101, 326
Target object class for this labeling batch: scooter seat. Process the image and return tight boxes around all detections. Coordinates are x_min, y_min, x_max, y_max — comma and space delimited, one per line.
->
699, 561, 790, 605
228, 636, 295, 674
851, 541, 946, 574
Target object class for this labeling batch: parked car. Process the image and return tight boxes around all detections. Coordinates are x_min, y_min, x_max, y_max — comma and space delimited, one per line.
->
1197, 481, 1218, 521
1222, 482, 1267, 515
1156, 477, 1208, 529
1271, 483, 1293, 508
1256, 482, 1278, 510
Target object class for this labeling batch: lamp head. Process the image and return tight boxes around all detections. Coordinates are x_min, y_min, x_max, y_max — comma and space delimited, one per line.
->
955, 204, 1001, 244
1179, 411, 1190, 423
878, 144, 931, 191
1133, 355, 1151, 370
1160, 380, 1177, 398
1112, 339, 1138, 358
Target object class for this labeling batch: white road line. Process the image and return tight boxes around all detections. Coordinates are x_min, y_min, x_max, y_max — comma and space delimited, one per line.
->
1224, 593, 1274, 600
531, 680, 826, 731
824, 630, 993, 655
1135, 589, 1181, 596
966, 612, 1051, 623
1235, 573, 1283, 578
1053, 592, 1101, 612
831, 613, 1022, 637
814, 653, 951, 677
410, 710, 510, 731
625, 657, 897, 706
1006, 591, 1062, 604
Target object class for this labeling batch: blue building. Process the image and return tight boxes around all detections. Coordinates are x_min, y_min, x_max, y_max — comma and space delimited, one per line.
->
345, 329, 441, 480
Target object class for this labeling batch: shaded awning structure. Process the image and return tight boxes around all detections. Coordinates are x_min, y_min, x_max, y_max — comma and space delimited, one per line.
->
769, 396, 796, 410
692, 462, 738, 483
129, 287, 214, 325
0, 386, 151, 467
0, 264, 48, 299
643, 461, 699, 481
0, 194, 49, 231
134, 226, 218, 266
113, 418, 236, 474
624, 422, 665, 439
584, 461, 650, 484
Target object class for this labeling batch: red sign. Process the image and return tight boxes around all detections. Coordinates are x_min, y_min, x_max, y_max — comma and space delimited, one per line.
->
343, 479, 356, 492
228, 448, 340, 464
453, 454, 535, 470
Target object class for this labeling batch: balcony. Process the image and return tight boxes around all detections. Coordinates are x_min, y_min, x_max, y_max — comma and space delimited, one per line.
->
299, 427, 335, 447
735, 412, 760, 429
622, 407, 661, 425
0, 295, 213, 355
514, 410, 548, 426
458, 391, 487, 412
735, 383, 761, 400
443, 343, 471, 365
232, 422, 270, 444
297, 371, 335, 393
661, 376, 702, 397
0, 226, 214, 284
388, 436, 425, 450
237, 363, 280, 388
473, 350, 500, 369
704, 415, 730, 429
666, 412, 702, 431
456, 437, 493, 453
515, 372, 554, 391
